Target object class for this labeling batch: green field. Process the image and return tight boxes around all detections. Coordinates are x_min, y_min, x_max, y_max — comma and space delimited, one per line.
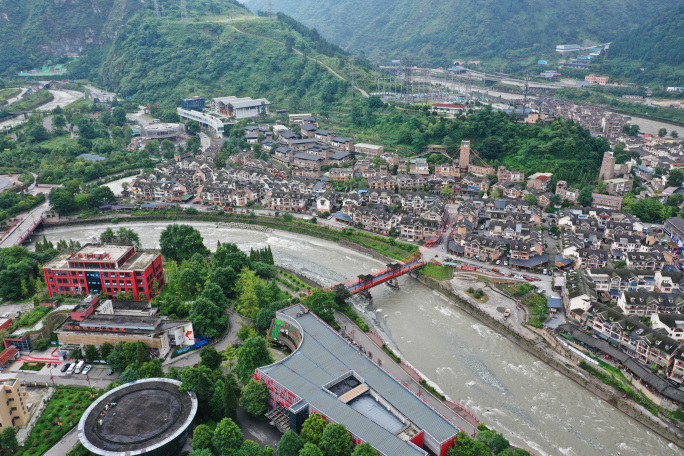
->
419, 264, 454, 280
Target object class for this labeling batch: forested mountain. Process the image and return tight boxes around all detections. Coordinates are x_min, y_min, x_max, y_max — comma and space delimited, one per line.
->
243, 0, 680, 65
599, 3, 684, 86
1, 0, 362, 107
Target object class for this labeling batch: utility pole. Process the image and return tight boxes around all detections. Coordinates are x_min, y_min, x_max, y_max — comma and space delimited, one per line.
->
180, 0, 188, 23
153, 0, 160, 18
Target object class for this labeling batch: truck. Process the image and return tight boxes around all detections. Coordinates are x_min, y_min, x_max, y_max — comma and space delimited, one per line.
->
503, 309, 511, 319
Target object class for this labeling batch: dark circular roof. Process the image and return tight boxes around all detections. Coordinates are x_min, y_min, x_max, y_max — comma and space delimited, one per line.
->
78, 378, 197, 456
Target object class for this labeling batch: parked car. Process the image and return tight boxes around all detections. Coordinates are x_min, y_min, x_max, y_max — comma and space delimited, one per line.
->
107, 369, 113, 376
61, 363, 70, 373
82, 365, 92, 375
495, 260, 501, 265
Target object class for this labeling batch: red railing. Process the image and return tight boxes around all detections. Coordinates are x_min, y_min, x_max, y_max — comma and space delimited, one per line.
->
345, 260, 425, 294
15, 216, 43, 245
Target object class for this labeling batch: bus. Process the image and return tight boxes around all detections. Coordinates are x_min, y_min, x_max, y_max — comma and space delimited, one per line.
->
74, 360, 86, 374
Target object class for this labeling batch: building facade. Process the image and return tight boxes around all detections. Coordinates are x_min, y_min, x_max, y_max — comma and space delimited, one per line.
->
0, 377, 29, 428
43, 245, 164, 301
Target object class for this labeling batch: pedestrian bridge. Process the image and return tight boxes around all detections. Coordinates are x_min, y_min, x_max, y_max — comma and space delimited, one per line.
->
329, 260, 425, 295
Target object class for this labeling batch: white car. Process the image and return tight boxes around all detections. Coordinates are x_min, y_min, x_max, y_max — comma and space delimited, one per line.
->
82, 365, 92, 375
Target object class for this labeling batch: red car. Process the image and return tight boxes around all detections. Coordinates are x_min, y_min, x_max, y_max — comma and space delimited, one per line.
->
525, 277, 535, 282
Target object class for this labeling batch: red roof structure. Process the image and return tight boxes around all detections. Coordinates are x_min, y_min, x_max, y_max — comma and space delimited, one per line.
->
0, 347, 19, 366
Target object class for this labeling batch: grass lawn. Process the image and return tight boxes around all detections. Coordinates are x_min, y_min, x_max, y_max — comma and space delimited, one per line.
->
19, 362, 45, 371
465, 289, 489, 303
36, 135, 79, 149
0, 87, 22, 101
20, 387, 101, 456
419, 264, 453, 280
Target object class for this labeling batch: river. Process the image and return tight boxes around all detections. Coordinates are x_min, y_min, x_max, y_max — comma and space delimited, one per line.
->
32, 222, 683, 456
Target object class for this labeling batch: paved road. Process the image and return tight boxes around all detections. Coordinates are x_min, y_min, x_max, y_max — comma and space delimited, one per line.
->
3, 88, 29, 106
163, 309, 246, 370
43, 427, 79, 456
0, 201, 50, 248
85, 85, 116, 104
38, 90, 84, 112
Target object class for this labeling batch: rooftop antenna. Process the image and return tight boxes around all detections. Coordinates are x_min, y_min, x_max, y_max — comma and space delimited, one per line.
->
180, 0, 188, 23
153, 0, 161, 17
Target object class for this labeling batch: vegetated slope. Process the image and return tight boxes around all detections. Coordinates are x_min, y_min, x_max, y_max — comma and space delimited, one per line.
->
0, 0, 146, 73
92, 14, 361, 107
242, 0, 679, 65
599, 3, 684, 87
0, 0, 244, 74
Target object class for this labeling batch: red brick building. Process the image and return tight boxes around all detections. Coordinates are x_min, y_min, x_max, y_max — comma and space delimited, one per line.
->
43, 245, 164, 301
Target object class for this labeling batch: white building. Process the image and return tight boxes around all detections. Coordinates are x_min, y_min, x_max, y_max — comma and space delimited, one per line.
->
177, 108, 225, 137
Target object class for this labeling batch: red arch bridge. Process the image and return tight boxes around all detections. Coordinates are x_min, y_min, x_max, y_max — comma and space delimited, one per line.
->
328, 260, 425, 295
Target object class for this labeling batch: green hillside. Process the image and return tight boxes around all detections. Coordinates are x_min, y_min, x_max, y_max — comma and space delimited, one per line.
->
1, 0, 365, 107
598, 3, 684, 87
242, 0, 679, 65
92, 13, 362, 107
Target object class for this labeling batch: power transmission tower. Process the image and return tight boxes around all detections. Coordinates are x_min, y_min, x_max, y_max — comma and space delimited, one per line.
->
153, 0, 161, 17
180, 0, 188, 23
267, 0, 273, 17
522, 72, 530, 117
349, 56, 357, 98
403, 55, 412, 104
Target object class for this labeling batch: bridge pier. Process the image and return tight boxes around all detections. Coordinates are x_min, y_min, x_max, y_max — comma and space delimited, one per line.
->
385, 277, 399, 289
359, 289, 372, 300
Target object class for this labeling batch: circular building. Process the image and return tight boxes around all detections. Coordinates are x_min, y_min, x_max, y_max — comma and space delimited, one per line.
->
78, 378, 197, 456
140, 123, 184, 140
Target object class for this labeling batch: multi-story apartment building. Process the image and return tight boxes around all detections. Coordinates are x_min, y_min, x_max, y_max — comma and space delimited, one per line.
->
0, 377, 29, 428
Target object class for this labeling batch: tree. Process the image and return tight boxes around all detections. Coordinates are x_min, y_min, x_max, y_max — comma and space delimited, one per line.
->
209, 380, 227, 421
667, 168, 684, 188
144, 139, 161, 155
211, 266, 238, 298
160, 224, 209, 262
615, 260, 627, 268
523, 193, 538, 206
192, 424, 213, 451
106, 342, 130, 372
319, 423, 354, 456
299, 443, 324, 456
577, 187, 593, 207
445, 432, 490, 456
437, 181, 453, 200
100, 342, 113, 360
199, 346, 224, 370
550, 193, 562, 206
1, 427, 18, 453
135, 341, 149, 364
238, 440, 263, 456
49, 187, 77, 214
300, 413, 328, 446
234, 336, 274, 383
190, 297, 228, 338
161, 139, 176, 159
672, 131, 679, 139
186, 120, 201, 135
223, 374, 238, 422
497, 449, 530, 456
84, 345, 99, 363
139, 359, 164, 378
351, 443, 377, 456
476, 430, 510, 455
189, 450, 214, 456
112, 107, 126, 126
277, 430, 303, 456
236, 269, 262, 319
100, 227, 116, 244
212, 418, 244, 456
119, 365, 141, 383
658, 127, 668, 137
489, 187, 502, 199
240, 379, 269, 417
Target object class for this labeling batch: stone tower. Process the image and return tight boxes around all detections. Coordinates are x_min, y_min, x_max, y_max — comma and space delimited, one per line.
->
598, 151, 615, 181
459, 140, 471, 169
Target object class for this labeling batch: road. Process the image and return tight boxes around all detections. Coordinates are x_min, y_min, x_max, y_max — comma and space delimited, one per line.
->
85, 85, 116, 104
38, 90, 84, 112
44, 427, 79, 456
163, 309, 247, 370
0, 201, 50, 248
3, 88, 29, 106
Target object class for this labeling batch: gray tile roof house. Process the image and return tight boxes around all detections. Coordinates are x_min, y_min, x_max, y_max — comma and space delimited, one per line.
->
256, 304, 471, 456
